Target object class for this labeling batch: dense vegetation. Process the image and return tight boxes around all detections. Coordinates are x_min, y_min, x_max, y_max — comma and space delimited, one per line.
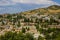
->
0, 5, 60, 40
0, 31, 34, 40
0, 28, 60, 40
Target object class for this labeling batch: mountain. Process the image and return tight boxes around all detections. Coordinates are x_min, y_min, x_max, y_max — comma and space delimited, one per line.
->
21, 5, 60, 15
48, 5, 60, 10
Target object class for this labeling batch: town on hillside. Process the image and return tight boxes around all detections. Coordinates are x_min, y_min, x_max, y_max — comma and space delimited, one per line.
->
0, 5, 60, 40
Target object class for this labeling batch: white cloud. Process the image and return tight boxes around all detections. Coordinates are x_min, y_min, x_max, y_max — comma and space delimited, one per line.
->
0, 0, 59, 6
11, 0, 59, 5
0, 0, 15, 6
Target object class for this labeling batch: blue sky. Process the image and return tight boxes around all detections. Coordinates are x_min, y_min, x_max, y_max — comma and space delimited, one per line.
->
53, 0, 60, 4
0, 0, 60, 14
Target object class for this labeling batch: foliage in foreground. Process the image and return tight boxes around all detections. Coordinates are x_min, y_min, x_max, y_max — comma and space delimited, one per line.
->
0, 28, 60, 40
0, 31, 34, 40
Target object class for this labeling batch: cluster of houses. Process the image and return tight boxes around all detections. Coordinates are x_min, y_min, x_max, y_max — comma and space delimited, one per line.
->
0, 13, 60, 36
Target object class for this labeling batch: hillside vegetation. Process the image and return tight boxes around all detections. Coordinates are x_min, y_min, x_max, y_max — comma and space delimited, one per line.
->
0, 5, 60, 40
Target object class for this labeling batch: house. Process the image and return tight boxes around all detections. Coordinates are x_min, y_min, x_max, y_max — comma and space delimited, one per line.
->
48, 25, 60, 28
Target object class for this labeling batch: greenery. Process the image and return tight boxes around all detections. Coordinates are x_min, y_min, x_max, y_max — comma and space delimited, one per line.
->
0, 28, 60, 40
22, 27, 26, 33
0, 31, 34, 40
0, 5, 60, 40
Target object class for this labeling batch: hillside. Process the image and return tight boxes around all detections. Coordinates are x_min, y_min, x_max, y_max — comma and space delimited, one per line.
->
21, 5, 60, 15
0, 5, 60, 40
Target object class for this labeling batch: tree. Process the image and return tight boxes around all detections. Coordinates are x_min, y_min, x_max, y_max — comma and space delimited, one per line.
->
38, 36, 44, 40
25, 33, 34, 40
22, 27, 26, 33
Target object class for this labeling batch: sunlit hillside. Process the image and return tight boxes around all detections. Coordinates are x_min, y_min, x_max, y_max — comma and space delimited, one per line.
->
0, 5, 60, 40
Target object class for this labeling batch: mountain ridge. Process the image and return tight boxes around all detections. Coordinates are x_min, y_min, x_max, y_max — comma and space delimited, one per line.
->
0, 5, 60, 15
21, 5, 60, 15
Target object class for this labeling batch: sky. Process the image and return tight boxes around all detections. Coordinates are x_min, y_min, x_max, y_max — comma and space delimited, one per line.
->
0, 0, 60, 14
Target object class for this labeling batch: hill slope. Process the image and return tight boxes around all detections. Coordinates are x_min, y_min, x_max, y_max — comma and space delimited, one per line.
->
21, 5, 60, 15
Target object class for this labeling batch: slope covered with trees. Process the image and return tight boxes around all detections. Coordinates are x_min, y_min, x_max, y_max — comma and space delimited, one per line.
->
0, 5, 60, 40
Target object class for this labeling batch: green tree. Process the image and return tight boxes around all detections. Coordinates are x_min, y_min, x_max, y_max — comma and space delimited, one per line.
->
22, 27, 26, 33
38, 36, 44, 40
